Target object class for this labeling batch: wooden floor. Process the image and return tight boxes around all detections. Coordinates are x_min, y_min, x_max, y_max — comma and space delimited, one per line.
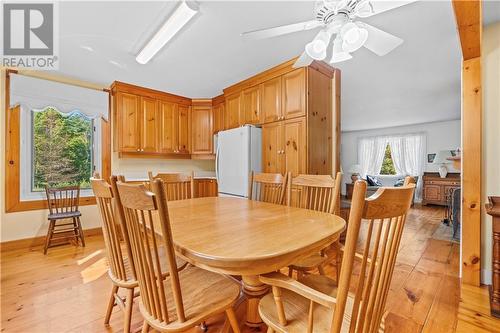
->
1, 205, 499, 332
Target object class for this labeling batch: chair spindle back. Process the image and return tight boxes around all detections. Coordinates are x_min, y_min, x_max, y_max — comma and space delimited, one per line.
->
248, 172, 288, 204
287, 172, 342, 214
332, 180, 416, 333
45, 185, 80, 215
116, 178, 186, 324
91, 177, 133, 283
148, 172, 194, 201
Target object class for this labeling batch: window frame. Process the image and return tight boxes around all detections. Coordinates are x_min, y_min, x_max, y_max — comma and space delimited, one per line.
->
4, 70, 111, 213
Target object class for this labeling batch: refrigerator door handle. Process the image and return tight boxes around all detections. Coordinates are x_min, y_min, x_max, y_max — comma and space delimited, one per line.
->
215, 144, 220, 183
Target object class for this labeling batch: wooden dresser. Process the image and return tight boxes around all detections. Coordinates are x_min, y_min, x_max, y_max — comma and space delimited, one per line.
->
422, 172, 460, 206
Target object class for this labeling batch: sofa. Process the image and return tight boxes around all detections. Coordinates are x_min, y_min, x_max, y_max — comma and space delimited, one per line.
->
365, 174, 419, 204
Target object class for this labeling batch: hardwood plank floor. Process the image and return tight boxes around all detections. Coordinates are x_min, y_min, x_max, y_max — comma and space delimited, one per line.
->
1, 205, 499, 332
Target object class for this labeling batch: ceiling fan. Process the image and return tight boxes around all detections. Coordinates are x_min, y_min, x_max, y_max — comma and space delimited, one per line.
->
241, 0, 418, 67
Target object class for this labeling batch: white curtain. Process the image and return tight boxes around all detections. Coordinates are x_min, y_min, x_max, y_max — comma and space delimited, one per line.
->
358, 137, 387, 178
387, 134, 426, 200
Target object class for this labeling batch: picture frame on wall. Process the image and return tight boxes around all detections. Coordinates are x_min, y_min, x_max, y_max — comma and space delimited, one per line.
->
428, 153, 436, 163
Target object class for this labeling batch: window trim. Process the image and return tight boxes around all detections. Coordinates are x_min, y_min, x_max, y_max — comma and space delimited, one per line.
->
5, 70, 111, 213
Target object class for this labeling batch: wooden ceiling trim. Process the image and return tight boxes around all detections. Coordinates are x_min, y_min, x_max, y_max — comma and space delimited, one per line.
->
452, 0, 482, 60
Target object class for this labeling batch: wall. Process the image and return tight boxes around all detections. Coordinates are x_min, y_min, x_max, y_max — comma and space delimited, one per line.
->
481, 22, 500, 284
340, 119, 461, 194
0, 69, 214, 243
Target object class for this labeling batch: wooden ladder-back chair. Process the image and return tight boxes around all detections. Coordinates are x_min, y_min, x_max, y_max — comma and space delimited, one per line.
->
248, 172, 288, 204
44, 185, 85, 254
259, 180, 416, 333
116, 178, 241, 333
91, 176, 137, 333
148, 172, 195, 201
287, 172, 342, 279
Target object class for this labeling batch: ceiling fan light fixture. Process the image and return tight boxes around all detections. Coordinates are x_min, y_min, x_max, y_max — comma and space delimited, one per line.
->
136, 1, 199, 65
330, 37, 352, 63
305, 30, 331, 60
340, 22, 368, 53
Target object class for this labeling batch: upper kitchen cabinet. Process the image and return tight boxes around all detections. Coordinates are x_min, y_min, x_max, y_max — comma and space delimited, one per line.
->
260, 77, 282, 123
242, 85, 261, 125
282, 68, 306, 119
111, 81, 192, 158
140, 96, 159, 153
222, 59, 339, 176
191, 99, 214, 157
225, 92, 241, 129
158, 101, 178, 154
115, 92, 141, 152
212, 95, 225, 134
177, 105, 191, 154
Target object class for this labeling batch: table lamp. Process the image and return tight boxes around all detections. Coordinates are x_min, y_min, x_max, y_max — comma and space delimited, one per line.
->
348, 164, 361, 183
433, 150, 452, 178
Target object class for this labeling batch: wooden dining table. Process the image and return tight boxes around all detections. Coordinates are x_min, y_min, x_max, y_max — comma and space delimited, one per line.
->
152, 196, 346, 328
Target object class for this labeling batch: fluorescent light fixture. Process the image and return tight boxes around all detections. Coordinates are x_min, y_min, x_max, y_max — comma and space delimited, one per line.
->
136, 1, 199, 64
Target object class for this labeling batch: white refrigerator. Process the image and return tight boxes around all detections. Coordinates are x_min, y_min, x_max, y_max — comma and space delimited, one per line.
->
215, 125, 262, 198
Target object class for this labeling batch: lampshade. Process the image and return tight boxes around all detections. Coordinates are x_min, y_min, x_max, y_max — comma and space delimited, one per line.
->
433, 150, 452, 164
341, 22, 368, 53
330, 37, 352, 63
305, 30, 331, 60
348, 164, 362, 174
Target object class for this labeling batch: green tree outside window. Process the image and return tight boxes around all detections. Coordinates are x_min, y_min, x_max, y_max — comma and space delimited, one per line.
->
32, 107, 93, 191
380, 144, 396, 175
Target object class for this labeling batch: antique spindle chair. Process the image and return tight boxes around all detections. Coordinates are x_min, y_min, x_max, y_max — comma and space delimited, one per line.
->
148, 171, 195, 201
116, 178, 242, 333
259, 180, 416, 333
43, 185, 85, 254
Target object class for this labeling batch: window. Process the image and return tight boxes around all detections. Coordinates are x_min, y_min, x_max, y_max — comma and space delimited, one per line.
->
32, 107, 94, 191
380, 144, 396, 175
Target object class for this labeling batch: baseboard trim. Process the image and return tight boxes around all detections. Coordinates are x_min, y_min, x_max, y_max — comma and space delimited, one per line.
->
0, 227, 102, 252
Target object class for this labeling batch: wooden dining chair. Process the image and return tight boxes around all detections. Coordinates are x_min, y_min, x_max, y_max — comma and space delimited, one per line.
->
258, 180, 416, 333
148, 171, 195, 201
92, 175, 187, 333
116, 178, 242, 333
248, 172, 288, 204
287, 172, 342, 279
43, 185, 85, 254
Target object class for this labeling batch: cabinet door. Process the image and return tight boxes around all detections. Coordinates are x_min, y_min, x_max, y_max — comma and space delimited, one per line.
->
158, 101, 178, 153
117, 92, 141, 152
284, 117, 306, 176
242, 86, 261, 124
140, 97, 158, 153
213, 103, 224, 134
282, 68, 306, 119
191, 107, 213, 154
178, 105, 191, 154
424, 184, 441, 202
261, 77, 282, 123
194, 179, 218, 198
262, 122, 284, 173
225, 93, 241, 129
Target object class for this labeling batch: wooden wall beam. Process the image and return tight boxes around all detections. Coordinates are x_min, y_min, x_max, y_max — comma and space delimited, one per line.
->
461, 57, 482, 285
452, 0, 482, 60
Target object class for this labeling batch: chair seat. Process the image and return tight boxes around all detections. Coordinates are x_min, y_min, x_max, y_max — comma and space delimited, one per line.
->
289, 253, 328, 271
47, 211, 81, 220
259, 274, 355, 333
140, 265, 241, 331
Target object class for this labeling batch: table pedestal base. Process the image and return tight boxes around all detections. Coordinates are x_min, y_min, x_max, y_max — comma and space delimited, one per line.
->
242, 275, 269, 328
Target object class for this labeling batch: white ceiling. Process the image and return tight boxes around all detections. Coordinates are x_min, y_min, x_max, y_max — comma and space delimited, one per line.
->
56, 1, 463, 131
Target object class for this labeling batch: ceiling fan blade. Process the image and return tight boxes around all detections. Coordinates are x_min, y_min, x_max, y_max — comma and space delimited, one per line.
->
293, 51, 314, 68
357, 0, 419, 18
241, 20, 322, 40
361, 23, 403, 56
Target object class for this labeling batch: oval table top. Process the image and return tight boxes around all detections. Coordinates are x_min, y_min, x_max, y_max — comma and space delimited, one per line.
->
154, 196, 346, 276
